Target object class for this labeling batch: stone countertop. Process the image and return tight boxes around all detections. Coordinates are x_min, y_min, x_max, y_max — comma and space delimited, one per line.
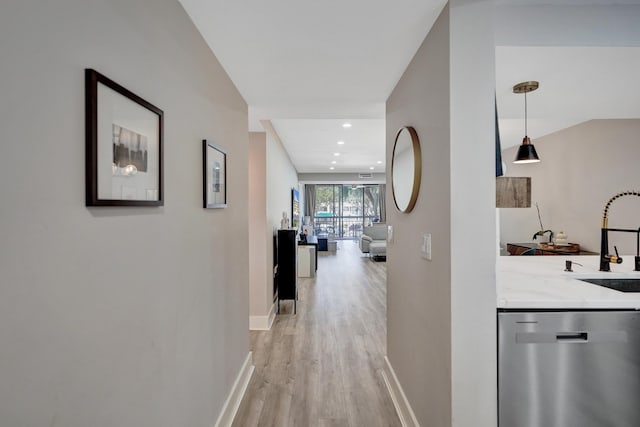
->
497, 254, 640, 309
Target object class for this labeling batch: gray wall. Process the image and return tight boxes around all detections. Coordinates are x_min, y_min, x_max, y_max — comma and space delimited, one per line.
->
386, 1, 497, 425
0, 1, 249, 426
265, 126, 299, 314
249, 132, 269, 322
386, 5, 452, 425
501, 119, 640, 254
248, 127, 299, 326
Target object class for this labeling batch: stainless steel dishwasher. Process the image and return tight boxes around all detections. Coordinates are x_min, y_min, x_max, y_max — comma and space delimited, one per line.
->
498, 310, 640, 427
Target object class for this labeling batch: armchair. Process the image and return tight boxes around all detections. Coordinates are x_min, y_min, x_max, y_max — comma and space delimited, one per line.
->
360, 234, 374, 253
359, 225, 387, 255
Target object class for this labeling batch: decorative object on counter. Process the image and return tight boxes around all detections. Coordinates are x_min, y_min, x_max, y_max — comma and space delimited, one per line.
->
203, 140, 227, 208
512, 81, 541, 164
532, 202, 553, 243
85, 68, 164, 206
599, 190, 640, 271
534, 231, 554, 244
280, 211, 289, 229
391, 126, 421, 213
554, 230, 568, 246
538, 242, 581, 253
496, 176, 531, 208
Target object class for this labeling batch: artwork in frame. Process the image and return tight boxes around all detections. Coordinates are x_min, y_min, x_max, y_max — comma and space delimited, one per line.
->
85, 68, 163, 206
291, 188, 300, 230
203, 140, 227, 208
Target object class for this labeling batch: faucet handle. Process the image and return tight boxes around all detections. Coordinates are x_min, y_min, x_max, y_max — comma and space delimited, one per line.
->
610, 246, 623, 265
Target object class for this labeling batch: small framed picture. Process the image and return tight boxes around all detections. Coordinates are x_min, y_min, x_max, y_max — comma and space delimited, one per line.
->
85, 68, 164, 206
203, 140, 227, 208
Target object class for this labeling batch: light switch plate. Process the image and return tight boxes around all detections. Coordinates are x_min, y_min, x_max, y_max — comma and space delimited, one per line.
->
421, 233, 432, 260
387, 225, 393, 243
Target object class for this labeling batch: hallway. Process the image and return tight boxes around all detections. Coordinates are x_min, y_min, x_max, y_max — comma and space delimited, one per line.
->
233, 242, 400, 427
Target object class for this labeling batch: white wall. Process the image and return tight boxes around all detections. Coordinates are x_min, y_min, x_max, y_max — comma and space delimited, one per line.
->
0, 1, 249, 426
449, 1, 496, 426
386, 4, 452, 425
501, 119, 640, 254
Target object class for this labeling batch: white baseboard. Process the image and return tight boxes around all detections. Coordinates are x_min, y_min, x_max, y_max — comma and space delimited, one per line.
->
214, 352, 255, 427
381, 356, 420, 427
249, 303, 276, 330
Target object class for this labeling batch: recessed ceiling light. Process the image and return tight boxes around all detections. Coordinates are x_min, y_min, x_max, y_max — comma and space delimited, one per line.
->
377, 160, 383, 164
337, 141, 345, 145
342, 123, 352, 128
369, 166, 375, 170
333, 152, 340, 156
331, 160, 337, 164
329, 166, 335, 170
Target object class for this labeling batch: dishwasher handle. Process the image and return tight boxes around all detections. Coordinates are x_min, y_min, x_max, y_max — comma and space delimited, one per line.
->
516, 330, 627, 344
556, 332, 588, 342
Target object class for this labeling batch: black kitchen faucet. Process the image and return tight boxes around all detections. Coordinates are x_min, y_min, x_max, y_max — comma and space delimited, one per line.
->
599, 191, 640, 272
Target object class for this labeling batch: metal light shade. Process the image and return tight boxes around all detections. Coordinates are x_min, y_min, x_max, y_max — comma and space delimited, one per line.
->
512, 81, 541, 164
514, 137, 540, 164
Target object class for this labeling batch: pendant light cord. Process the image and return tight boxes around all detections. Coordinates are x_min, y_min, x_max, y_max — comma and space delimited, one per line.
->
524, 90, 528, 137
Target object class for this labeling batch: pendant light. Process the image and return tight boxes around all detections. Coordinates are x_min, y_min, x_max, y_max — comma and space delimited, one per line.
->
513, 81, 540, 164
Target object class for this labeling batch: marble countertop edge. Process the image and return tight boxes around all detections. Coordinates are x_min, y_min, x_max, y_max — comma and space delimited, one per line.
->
497, 255, 640, 309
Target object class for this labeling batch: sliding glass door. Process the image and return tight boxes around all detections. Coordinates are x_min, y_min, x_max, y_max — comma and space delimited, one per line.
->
313, 184, 382, 239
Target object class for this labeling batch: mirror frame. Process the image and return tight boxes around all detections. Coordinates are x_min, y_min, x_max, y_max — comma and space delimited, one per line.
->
391, 126, 422, 213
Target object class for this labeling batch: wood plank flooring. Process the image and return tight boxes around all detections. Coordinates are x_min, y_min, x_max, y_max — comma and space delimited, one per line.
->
232, 241, 400, 427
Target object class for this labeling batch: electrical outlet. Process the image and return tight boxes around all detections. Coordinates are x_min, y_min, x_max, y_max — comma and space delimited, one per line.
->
421, 233, 432, 260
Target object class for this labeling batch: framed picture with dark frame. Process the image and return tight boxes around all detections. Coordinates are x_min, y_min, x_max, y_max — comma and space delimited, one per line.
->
85, 68, 164, 206
203, 140, 227, 208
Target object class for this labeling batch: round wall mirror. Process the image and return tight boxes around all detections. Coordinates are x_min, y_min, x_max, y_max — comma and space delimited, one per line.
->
391, 126, 422, 213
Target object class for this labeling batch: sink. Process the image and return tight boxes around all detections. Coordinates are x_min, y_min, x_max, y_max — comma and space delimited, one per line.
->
578, 278, 640, 293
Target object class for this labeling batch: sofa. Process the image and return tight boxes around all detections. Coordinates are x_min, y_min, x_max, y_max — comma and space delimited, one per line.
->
359, 225, 387, 259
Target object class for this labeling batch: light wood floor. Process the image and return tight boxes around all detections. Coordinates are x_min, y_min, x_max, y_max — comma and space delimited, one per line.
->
232, 240, 400, 427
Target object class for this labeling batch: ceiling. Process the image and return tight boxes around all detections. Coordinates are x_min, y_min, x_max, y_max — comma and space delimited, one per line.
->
178, 0, 448, 173
496, 46, 640, 149
271, 119, 385, 173
178, 1, 640, 173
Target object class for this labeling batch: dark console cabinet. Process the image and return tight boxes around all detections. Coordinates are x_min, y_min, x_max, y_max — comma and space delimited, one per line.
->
276, 229, 297, 313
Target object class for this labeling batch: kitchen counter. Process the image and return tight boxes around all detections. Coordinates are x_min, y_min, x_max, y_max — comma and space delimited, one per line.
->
497, 255, 640, 309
